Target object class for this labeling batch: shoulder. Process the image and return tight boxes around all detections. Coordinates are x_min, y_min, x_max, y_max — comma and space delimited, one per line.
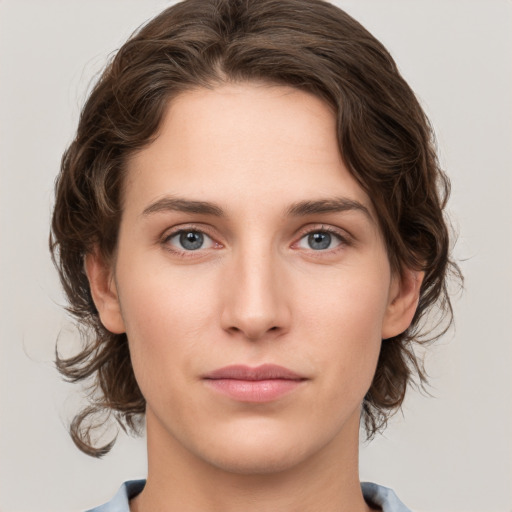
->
85, 480, 146, 512
361, 482, 412, 512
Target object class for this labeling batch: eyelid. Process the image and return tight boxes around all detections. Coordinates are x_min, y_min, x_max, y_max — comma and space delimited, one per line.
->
292, 224, 352, 251
160, 223, 223, 256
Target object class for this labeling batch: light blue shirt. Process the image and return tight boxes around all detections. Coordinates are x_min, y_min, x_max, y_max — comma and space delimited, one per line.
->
86, 479, 412, 511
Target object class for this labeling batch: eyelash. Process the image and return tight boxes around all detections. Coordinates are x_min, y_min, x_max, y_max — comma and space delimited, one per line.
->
161, 224, 219, 259
161, 224, 351, 259
294, 225, 351, 255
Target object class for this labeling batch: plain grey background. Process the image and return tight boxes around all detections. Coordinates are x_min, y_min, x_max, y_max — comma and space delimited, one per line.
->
1, 1, 511, 511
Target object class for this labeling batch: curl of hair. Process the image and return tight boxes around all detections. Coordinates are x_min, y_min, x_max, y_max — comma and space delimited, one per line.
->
51, 0, 462, 457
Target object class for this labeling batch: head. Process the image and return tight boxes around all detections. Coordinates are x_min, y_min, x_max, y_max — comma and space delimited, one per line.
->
51, 0, 459, 458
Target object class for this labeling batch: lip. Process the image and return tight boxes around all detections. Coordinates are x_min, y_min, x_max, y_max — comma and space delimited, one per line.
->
203, 364, 307, 403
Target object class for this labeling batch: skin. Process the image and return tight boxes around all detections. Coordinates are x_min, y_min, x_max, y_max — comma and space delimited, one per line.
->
87, 82, 422, 512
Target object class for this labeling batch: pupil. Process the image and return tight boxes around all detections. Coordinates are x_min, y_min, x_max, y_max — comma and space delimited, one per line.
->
180, 231, 203, 250
308, 232, 331, 250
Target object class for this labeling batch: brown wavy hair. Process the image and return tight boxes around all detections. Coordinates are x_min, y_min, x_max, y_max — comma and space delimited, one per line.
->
50, 0, 461, 457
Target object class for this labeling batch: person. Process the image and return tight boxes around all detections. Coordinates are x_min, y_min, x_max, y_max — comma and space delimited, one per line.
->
50, 0, 460, 510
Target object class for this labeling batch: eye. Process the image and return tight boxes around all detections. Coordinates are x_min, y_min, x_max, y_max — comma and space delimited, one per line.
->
165, 229, 216, 251
296, 229, 344, 251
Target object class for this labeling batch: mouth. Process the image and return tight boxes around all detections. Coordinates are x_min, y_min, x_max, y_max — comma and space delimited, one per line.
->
202, 364, 307, 403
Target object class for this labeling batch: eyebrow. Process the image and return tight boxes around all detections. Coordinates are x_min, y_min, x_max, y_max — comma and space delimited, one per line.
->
141, 195, 372, 221
285, 197, 372, 220
142, 197, 225, 217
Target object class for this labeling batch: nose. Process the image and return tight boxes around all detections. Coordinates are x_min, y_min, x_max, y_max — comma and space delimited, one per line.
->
220, 245, 291, 341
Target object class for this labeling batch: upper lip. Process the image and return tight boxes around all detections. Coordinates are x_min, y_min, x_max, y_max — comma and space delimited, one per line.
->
203, 364, 305, 381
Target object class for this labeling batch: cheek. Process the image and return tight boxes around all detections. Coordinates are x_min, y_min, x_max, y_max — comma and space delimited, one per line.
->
116, 261, 221, 390
297, 267, 389, 390
301, 262, 390, 340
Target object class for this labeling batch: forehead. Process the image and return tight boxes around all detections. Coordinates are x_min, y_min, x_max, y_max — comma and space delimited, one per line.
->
123, 82, 376, 221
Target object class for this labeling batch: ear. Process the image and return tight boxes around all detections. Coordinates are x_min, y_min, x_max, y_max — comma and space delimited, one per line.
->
85, 250, 126, 334
381, 268, 424, 340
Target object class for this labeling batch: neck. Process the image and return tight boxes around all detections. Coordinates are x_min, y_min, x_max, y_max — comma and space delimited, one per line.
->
131, 410, 373, 512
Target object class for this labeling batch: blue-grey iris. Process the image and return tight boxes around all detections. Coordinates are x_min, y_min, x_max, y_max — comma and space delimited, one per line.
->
308, 232, 331, 250
180, 231, 204, 250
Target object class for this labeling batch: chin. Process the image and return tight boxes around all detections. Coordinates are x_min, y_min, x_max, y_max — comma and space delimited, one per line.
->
204, 442, 311, 475
189, 420, 332, 476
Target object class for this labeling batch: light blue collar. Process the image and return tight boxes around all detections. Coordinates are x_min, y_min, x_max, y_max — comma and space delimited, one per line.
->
87, 479, 411, 511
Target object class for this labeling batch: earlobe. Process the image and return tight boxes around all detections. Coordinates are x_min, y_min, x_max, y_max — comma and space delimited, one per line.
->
85, 250, 126, 334
381, 269, 424, 340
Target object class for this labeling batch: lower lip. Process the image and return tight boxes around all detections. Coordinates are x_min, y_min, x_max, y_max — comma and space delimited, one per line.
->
204, 378, 304, 402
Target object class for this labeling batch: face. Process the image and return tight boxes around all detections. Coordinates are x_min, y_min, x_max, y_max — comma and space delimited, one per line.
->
88, 82, 419, 474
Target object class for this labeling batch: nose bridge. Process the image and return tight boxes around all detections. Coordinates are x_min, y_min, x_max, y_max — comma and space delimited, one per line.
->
221, 234, 289, 340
